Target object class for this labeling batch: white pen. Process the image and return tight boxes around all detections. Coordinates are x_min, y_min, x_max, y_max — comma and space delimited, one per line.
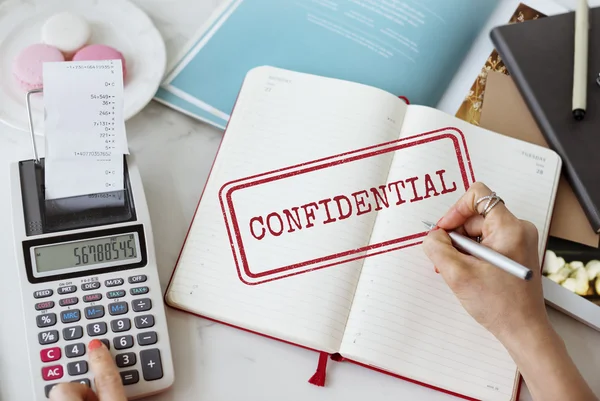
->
572, 0, 589, 120
422, 221, 533, 281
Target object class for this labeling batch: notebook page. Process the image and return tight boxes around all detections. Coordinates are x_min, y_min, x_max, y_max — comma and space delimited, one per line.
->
340, 106, 561, 401
166, 66, 408, 352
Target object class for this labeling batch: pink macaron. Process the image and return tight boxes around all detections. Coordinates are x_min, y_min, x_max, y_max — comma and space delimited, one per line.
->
72, 44, 127, 80
12, 43, 65, 91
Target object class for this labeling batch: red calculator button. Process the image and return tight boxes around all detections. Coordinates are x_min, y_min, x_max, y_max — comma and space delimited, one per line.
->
42, 365, 63, 381
40, 347, 61, 362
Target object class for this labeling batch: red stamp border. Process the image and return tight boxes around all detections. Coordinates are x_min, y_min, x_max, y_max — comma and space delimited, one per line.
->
219, 127, 475, 285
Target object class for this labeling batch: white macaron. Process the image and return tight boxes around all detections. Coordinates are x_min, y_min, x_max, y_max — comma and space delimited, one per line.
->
41, 12, 91, 59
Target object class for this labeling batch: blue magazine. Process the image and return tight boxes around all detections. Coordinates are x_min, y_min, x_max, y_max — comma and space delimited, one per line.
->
155, 0, 498, 129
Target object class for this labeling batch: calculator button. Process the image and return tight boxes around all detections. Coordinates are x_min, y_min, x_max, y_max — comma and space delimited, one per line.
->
100, 339, 110, 350
107, 290, 126, 299
45, 383, 60, 398
71, 378, 90, 387
40, 347, 61, 362
84, 305, 104, 319
111, 318, 131, 333
134, 315, 154, 329
105, 278, 124, 287
58, 285, 77, 295
113, 335, 134, 350
35, 301, 55, 311
109, 302, 128, 316
42, 365, 63, 381
67, 361, 88, 376
65, 343, 86, 358
63, 326, 83, 341
37, 313, 57, 328
59, 297, 79, 307
81, 282, 101, 291
60, 309, 81, 324
120, 370, 139, 385
34, 289, 53, 299
128, 275, 147, 284
116, 352, 136, 367
39, 330, 59, 345
83, 294, 102, 303
137, 331, 158, 346
132, 298, 151, 312
87, 322, 107, 337
140, 349, 163, 381
130, 286, 149, 296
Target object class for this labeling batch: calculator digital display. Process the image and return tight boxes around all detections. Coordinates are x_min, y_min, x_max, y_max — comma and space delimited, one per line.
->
34, 233, 139, 273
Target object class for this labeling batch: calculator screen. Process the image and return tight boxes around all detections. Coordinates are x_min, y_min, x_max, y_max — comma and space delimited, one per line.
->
34, 233, 139, 274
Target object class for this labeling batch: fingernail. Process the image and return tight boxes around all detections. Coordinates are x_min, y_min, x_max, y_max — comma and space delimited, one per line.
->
432, 226, 440, 231
436, 217, 444, 226
434, 266, 439, 274
88, 339, 103, 351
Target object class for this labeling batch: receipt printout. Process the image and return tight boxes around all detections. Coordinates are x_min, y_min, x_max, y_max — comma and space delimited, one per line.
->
43, 60, 129, 200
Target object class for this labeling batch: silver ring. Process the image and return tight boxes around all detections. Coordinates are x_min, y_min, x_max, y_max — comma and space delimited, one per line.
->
474, 192, 504, 218
476, 236, 482, 243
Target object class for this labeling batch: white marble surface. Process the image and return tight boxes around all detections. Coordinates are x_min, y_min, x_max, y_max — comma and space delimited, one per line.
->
0, 1, 599, 400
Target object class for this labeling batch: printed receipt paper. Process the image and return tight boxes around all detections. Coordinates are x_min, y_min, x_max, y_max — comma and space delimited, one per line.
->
43, 60, 129, 200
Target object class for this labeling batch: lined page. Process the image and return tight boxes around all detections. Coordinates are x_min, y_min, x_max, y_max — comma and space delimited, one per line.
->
340, 106, 561, 401
166, 66, 408, 352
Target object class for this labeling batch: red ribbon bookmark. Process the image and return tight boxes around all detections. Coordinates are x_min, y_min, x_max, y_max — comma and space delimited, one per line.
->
308, 351, 329, 387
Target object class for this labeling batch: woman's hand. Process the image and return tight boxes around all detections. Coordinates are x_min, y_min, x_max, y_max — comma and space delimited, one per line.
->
422, 181, 549, 344
423, 182, 597, 401
49, 339, 126, 401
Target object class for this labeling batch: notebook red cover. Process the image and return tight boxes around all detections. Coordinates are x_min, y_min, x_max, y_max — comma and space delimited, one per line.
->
161, 86, 522, 400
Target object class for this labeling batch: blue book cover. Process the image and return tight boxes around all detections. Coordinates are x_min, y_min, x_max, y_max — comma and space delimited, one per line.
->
155, 0, 497, 129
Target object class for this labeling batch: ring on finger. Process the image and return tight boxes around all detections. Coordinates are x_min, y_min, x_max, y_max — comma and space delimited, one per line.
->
474, 192, 504, 218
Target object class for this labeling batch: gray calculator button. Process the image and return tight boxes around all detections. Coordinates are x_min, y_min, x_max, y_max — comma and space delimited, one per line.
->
134, 315, 154, 329
108, 302, 128, 316
116, 352, 136, 367
67, 361, 88, 376
65, 343, 86, 358
137, 331, 157, 346
87, 322, 107, 337
81, 282, 101, 291
105, 278, 124, 287
38, 330, 59, 345
120, 370, 139, 385
58, 285, 77, 295
36, 313, 57, 328
106, 290, 126, 299
60, 309, 81, 324
140, 349, 163, 381
130, 286, 149, 296
82, 293, 102, 303
132, 298, 151, 312
34, 289, 53, 299
59, 297, 79, 307
113, 335, 134, 350
71, 378, 90, 387
111, 318, 131, 333
35, 301, 55, 311
84, 305, 104, 319
45, 384, 60, 398
63, 326, 83, 341
128, 275, 147, 284
100, 339, 110, 350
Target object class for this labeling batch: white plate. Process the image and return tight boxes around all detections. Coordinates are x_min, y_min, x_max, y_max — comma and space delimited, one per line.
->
0, 0, 166, 135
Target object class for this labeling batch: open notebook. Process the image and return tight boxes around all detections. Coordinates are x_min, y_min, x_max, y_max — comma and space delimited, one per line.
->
164, 66, 562, 401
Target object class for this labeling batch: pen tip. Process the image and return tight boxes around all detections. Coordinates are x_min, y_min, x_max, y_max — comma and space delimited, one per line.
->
422, 220, 436, 230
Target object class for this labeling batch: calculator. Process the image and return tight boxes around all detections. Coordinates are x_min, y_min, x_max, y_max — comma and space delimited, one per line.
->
9, 155, 175, 400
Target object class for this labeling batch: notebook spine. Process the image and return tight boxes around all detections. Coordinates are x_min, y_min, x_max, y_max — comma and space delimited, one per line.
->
490, 28, 600, 233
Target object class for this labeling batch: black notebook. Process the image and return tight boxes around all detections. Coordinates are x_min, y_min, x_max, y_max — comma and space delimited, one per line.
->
491, 7, 600, 233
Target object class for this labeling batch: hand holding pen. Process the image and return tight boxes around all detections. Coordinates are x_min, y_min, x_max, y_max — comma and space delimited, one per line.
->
421, 182, 544, 341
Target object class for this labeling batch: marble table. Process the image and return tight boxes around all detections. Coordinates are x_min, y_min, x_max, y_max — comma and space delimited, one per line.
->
1, 1, 599, 400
